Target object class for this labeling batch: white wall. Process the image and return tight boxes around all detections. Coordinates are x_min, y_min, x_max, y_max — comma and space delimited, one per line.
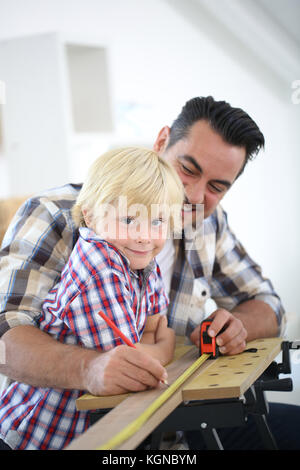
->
0, 0, 299, 400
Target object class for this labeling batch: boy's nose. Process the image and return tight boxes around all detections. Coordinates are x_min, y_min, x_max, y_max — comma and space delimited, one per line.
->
135, 221, 151, 243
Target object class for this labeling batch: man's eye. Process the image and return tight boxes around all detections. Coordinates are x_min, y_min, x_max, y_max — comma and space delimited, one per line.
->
181, 164, 195, 175
209, 184, 224, 193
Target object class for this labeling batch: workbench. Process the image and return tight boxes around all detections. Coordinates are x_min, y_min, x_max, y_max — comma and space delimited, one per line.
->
67, 337, 293, 450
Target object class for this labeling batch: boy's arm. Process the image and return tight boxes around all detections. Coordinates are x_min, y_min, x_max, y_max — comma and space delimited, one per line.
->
140, 314, 161, 344
137, 262, 175, 365
137, 315, 175, 366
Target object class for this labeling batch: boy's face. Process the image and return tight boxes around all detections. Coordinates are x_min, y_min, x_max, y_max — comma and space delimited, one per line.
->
92, 206, 169, 270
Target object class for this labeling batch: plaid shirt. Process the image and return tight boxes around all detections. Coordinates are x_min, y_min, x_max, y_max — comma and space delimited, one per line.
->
0, 183, 285, 339
0, 226, 168, 449
0, 184, 286, 448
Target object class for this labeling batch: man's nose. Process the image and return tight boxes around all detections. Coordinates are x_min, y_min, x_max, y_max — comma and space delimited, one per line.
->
186, 182, 205, 205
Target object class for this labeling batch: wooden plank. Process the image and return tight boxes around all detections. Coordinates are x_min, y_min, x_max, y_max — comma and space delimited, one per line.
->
67, 345, 211, 450
68, 337, 283, 450
182, 338, 282, 401
76, 338, 192, 411
76, 392, 131, 411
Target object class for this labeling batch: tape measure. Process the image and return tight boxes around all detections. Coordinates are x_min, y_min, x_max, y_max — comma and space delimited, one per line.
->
97, 353, 209, 450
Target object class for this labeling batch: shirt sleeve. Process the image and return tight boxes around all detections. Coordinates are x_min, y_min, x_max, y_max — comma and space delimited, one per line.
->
211, 206, 286, 336
0, 189, 77, 338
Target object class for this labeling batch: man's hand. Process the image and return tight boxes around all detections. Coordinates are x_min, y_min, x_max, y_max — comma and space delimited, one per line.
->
190, 308, 248, 355
85, 345, 168, 396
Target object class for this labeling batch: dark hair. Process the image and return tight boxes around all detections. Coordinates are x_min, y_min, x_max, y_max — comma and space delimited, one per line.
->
167, 96, 265, 176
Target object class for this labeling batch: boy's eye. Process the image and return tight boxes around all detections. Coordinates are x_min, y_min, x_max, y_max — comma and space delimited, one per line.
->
151, 218, 165, 227
120, 216, 135, 225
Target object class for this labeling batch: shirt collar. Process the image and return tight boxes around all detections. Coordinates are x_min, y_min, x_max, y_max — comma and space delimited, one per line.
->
79, 227, 157, 279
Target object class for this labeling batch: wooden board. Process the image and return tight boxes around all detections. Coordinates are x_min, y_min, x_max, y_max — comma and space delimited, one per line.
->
182, 337, 282, 400
67, 345, 209, 450
68, 337, 283, 450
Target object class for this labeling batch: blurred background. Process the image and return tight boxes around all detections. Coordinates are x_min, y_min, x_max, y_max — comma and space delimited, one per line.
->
0, 0, 299, 403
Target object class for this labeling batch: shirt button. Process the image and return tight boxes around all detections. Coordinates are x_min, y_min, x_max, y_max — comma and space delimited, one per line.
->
201, 290, 207, 297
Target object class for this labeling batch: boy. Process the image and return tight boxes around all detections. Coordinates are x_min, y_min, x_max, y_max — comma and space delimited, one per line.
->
0, 147, 184, 450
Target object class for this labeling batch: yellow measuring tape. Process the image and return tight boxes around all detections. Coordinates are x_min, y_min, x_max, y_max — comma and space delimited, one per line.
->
97, 353, 209, 450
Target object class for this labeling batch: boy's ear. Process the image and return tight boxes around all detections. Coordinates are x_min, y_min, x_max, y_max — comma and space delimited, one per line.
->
82, 206, 92, 227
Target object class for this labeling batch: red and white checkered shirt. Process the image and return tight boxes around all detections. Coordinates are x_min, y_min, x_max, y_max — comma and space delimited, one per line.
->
0, 227, 168, 450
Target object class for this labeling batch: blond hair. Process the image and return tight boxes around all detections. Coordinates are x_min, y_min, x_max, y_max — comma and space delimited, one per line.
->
72, 147, 184, 233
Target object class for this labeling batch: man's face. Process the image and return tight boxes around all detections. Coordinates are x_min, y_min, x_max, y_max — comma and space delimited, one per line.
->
155, 120, 246, 219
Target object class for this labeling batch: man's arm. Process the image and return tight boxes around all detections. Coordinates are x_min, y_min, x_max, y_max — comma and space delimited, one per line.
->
0, 325, 168, 395
232, 299, 278, 342
190, 206, 285, 354
0, 187, 78, 339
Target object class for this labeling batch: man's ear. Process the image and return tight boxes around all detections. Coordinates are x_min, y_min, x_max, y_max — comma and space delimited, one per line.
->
153, 126, 171, 155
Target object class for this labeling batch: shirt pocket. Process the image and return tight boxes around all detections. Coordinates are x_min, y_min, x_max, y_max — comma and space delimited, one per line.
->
189, 278, 211, 325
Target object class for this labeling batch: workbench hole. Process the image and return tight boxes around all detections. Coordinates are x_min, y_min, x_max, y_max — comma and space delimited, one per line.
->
251, 355, 260, 358
243, 363, 253, 366
219, 365, 228, 368
209, 373, 219, 376
209, 384, 219, 387
234, 371, 244, 374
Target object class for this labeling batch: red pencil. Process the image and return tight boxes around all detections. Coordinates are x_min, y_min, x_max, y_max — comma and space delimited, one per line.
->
97, 310, 168, 385
97, 310, 137, 348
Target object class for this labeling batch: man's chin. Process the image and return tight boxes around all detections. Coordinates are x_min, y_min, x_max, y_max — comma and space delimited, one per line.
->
181, 208, 208, 226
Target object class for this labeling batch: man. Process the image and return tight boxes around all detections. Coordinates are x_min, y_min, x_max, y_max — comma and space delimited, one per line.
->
0, 96, 294, 450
